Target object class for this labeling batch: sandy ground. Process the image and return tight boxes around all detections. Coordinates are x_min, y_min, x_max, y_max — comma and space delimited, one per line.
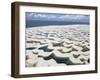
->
25, 25, 90, 67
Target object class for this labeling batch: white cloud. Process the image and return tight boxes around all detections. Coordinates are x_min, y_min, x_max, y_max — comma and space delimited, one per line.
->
59, 15, 87, 20
26, 12, 89, 21
34, 14, 47, 18
27, 13, 34, 17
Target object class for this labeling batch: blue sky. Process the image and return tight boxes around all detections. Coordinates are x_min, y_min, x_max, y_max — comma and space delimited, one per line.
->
25, 12, 90, 27
26, 12, 89, 22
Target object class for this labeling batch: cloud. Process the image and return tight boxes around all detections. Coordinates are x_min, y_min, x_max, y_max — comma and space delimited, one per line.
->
33, 13, 57, 19
26, 12, 89, 22
59, 15, 88, 20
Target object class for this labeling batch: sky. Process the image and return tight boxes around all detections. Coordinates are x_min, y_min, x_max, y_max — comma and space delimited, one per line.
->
25, 12, 90, 27
26, 12, 89, 22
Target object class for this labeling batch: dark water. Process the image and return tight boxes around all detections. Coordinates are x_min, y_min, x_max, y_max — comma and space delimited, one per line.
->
38, 45, 53, 52
26, 47, 36, 50
43, 53, 80, 65
26, 20, 89, 28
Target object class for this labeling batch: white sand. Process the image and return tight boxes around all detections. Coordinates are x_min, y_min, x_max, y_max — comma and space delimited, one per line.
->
25, 25, 90, 67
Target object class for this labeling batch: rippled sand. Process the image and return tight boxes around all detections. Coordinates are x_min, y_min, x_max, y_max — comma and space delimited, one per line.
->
25, 25, 90, 67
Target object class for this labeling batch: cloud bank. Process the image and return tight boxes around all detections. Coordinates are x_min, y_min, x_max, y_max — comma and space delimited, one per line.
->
26, 12, 89, 22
